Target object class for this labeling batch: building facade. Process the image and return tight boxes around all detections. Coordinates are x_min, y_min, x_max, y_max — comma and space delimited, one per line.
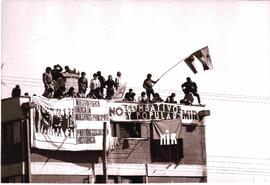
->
1, 96, 209, 183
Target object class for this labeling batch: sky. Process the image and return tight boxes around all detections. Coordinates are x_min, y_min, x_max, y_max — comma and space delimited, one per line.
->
1, 0, 270, 182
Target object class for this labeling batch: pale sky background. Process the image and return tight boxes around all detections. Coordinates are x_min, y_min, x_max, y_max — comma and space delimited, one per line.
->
1, 0, 270, 182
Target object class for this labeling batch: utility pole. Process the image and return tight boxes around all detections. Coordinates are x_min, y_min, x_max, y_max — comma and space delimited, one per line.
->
102, 122, 108, 183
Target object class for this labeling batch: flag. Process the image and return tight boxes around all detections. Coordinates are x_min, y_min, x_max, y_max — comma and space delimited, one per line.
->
151, 120, 183, 162
152, 120, 182, 145
111, 83, 127, 101
193, 46, 213, 71
184, 55, 197, 74
184, 46, 213, 73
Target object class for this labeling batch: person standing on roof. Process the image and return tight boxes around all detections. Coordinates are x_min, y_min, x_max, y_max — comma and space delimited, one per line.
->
143, 73, 159, 101
89, 73, 102, 99
51, 64, 63, 81
115, 71, 122, 90
42, 67, 54, 98
105, 75, 116, 100
97, 71, 106, 98
78, 72, 88, 94
181, 77, 201, 105
12, 85, 21, 97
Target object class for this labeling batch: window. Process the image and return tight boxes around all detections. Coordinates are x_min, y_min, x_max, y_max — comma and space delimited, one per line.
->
95, 176, 145, 183
120, 176, 145, 183
95, 175, 119, 183
119, 123, 141, 138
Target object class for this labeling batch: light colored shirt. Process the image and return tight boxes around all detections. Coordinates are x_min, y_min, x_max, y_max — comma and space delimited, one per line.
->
90, 78, 100, 90
138, 95, 148, 103
115, 76, 121, 89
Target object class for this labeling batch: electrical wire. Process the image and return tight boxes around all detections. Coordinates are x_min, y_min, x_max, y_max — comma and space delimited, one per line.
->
2, 75, 270, 101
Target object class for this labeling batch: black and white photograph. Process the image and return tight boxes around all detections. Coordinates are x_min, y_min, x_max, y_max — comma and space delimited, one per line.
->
1, 0, 270, 183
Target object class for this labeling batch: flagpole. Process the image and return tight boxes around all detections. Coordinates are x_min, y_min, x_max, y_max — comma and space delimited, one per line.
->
154, 57, 186, 86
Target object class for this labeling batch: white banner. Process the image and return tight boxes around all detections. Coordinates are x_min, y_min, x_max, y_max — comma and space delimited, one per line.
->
31, 96, 111, 151
109, 102, 205, 124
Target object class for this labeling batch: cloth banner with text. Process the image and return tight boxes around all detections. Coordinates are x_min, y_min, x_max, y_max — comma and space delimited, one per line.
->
151, 120, 183, 162
31, 96, 111, 151
109, 102, 205, 124
152, 120, 182, 145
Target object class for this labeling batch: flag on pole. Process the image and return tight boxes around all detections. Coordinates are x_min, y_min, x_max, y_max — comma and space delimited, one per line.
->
184, 55, 197, 74
193, 46, 213, 70
184, 46, 213, 73
111, 83, 127, 101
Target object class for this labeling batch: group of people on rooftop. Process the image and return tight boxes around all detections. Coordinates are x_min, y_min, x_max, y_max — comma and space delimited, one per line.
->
40, 65, 202, 105
138, 74, 201, 105
77, 71, 122, 100
42, 64, 123, 100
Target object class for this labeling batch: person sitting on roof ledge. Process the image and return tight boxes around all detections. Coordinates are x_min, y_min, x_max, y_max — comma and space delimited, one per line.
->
165, 93, 177, 103
138, 91, 148, 103
77, 89, 86, 98
66, 87, 77, 98
180, 92, 194, 105
124, 88, 133, 101
53, 86, 66, 99
152, 93, 163, 103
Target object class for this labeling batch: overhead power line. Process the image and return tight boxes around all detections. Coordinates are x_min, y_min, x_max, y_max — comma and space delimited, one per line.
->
2, 75, 270, 104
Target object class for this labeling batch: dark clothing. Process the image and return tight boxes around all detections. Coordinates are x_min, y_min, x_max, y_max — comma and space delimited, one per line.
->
181, 81, 197, 94
86, 91, 97, 99
152, 95, 163, 103
12, 87, 21, 97
98, 75, 106, 97
146, 88, 154, 101
143, 78, 156, 101
42, 87, 54, 98
53, 88, 66, 99
191, 91, 200, 104
98, 75, 106, 88
181, 81, 201, 104
105, 80, 116, 100
124, 92, 135, 101
66, 91, 77, 98
124, 92, 132, 101
78, 77, 88, 93
52, 66, 63, 81
165, 96, 177, 103
180, 92, 194, 105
